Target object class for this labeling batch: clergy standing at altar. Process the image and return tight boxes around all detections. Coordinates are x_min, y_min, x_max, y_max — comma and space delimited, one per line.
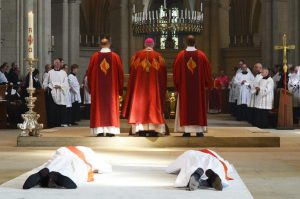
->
87, 36, 124, 137
122, 38, 167, 136
173, 35, 212, 137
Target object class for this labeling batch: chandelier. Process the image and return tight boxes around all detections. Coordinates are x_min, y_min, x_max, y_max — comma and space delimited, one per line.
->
132, 1, 204, 36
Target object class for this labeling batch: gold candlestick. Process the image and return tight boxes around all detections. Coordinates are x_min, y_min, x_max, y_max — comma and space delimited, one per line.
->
168, 91, 177, 118
17, 58, 43, 136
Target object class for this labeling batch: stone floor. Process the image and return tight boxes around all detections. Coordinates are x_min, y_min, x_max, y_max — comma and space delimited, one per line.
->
1, 114, 300, 199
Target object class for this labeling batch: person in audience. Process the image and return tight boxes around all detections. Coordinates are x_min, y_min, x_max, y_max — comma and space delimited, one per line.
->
23, 146, 112, 189
7, 62, 20, 85
288, 66, 300, 124
0, 64, 8, 85
68, 64, 81, 125
216, 70, 229, 89
234, 64, 254, 121
42, 64, 53, 83
166, 149, 233, 191
25, 69, 42, 89
208, 73, 222, 113
253, 68, 274, 128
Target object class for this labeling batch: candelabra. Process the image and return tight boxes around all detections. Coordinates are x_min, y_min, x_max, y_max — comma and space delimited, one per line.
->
17, 58, 43, 136
132, 5, 204, 36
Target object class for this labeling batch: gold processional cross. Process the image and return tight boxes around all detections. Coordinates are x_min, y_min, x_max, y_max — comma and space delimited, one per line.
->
274, 34, 295, 128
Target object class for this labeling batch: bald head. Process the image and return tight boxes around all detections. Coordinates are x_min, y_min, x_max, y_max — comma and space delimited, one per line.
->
186, 35, 196, 47
254, 63, 263, 74
100, 36, 111, 48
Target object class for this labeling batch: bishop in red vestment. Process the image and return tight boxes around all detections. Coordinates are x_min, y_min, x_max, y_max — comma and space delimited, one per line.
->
87, 37, 124, 137
208, 74, 222, 113
173, 35, 212, 137
122, 38, 167, 136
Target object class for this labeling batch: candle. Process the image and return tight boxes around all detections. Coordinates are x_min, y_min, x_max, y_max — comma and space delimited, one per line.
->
201, 3, 203, 12
133, 4, 135, 13
85, 35, 88, 44
92, 35, 94, 45
164, 0, 167, 9
51, 35, 55, 46
28, 11, 34, 59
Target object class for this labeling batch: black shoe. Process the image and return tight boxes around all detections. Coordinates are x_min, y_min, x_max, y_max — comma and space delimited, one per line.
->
138, 131, 146, 137
49, 171, 77, 189
188, 168, 204, 191
23, 168, 49, 189
71, 122, 79, 126
182, 133, 191, 137
205, 169, 223, 191
97, 133, 104, 137
106, 133, 115, 137
196, 132, 204, 137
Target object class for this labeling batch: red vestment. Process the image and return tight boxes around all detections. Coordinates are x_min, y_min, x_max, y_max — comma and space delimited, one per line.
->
122, 50, 167, 124
87, 52, 124, 128
173, 50, 212, 126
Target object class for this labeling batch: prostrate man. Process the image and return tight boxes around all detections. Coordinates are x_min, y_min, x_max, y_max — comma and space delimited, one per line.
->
173, 35, 212, 137
253, 68, 274, 128
122, 38, 167, 137
234, 64, 254, 121
247, 63, 263, 124
68, 64, 81, 125
23, 146, 112, 189
43, 59, 69, 127
288, 66, 300, 124
166, 149, 233, 191
88, 36, 124, 137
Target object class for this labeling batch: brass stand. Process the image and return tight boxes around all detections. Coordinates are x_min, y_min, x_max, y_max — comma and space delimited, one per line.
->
17, 58, 43, 136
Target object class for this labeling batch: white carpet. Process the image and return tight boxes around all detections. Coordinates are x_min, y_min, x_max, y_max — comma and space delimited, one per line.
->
0, 164, 253, 199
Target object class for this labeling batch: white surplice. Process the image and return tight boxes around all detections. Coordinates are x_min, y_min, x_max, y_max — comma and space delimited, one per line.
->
248, 73, 263, 107
68, 73, 82, 104
45, 146, 112, 185
234, 72, 254, 105
288, 73, 300, 107
166, 150, 233, 188
254, 77, 274, 110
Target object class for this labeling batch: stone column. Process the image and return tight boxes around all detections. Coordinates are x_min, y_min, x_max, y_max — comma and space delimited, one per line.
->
68, 0, 81, 65
37, 0, 52, 74
261, 0, 272, 67
209, 0, 220, 73
218, 0, 230, 49
288, 0, 299, 65
110, 0, 130, 73
0, 0, 2, 64
51, 0, 68, 63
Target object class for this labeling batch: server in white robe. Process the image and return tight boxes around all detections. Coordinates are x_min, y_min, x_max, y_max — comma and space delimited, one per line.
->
62, 64, 72, 127
83, 70, 91, 119
234, 64, 254, 121
69, 64, 82, 124
166, 149, 233, 191
23, 146, 112, 189
228, 67, 239, 116
253, 68, 274, 128
43, 59, 69, 127
247, 63, 263, 124
288, 66, 300, 124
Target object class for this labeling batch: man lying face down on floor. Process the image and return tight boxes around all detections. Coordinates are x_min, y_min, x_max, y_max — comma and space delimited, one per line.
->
166, 149, 233, 191
23, 146, 112, 189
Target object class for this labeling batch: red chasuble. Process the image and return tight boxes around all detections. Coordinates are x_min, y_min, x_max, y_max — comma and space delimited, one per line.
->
87, 51, 124, 128
173, 50, 212, 126
122, 50, 167, 124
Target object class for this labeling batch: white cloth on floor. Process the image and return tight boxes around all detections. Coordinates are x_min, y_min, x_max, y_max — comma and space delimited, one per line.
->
166, 150, 233, 188
254, 77, 274, 110
131, 124, 166, 134
43, 69, 69, 105
248, 74, 263, 107
288, 73, 300, 107
174, 97, 205, 133
234, 72, 254, 105
45, 146, 112, 185
68, 73, 82, 103
90, 127, 120, 135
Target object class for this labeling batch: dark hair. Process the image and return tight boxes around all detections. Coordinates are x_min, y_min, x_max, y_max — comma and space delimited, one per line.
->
58, 58, 64, 62
33, 69, 39, 76
186, 35, 196, 46
71, 64, 79, 71
62, 64, 68, 69
100, 35, 111, 46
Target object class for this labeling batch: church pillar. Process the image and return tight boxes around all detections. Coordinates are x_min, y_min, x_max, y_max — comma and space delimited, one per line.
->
209, 0, 220, 73
52, 0, 69, 63
288, 0, 300, 66
37, 0, 52, 74
68, 0, 81, 65
0, 0, 2, 64
218, 0, 230, 49
110, 0, 130, 73
261, 0, 272, 67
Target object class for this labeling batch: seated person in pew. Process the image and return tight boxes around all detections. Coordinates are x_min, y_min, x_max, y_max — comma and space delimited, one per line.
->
23, 146, 112, 189
166, 149, 233, 191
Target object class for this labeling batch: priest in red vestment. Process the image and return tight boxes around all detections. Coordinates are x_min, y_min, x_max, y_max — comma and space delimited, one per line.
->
208, 73, 222, 113
87, 36, 124, 137
122, 38, 167, 136
173, 35, 212, 137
